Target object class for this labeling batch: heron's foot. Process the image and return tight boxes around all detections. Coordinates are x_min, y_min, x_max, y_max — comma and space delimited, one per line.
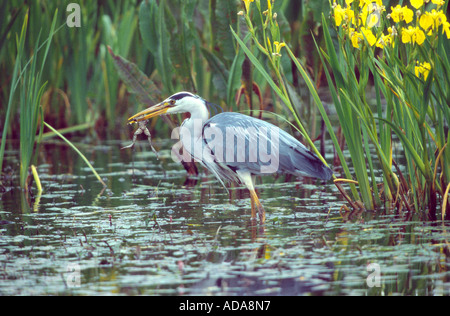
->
257, 204, 265, 224
248, 205, 265, 227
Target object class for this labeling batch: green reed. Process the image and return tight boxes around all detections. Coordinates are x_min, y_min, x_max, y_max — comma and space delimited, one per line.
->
2, 11, 57, 191
1, 8, 107, 190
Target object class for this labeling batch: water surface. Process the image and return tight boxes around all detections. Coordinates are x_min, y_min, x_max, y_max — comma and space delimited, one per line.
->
1, 139, 449, 295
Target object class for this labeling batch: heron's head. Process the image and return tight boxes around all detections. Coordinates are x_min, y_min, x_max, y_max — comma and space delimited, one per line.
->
128, 92, 206, 123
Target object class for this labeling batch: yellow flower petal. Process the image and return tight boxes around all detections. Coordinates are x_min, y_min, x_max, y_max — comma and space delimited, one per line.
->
402, 7, 414, 24
443, 21, 450, 39
367, 13, 379, 28
361, 27, 376, 46
243, 0, 254, 12
334, 4, 345, 26
376, 33, 394, 49
273, 41, 286, 55
415, 29, 426, 45
351, 32, 362, 48
347, 8, 356, 25
410, 0, 423, 9
420, 14, 434, 31
415, 62, 431, 80
431, 0, 444, 6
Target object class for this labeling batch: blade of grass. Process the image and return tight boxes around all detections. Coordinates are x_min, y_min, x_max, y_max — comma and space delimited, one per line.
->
443, 183, 450, 221
230, 26, 288, 105
0, 11, 28, 174
41, 123, 93, 140
43, 122, 107, 188
285, 44, 342, 171
375, 118, 426, 177
19, 10, 57, 190
31, 165, 42, 193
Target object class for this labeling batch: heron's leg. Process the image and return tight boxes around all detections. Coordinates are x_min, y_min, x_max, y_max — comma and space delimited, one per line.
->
236, 171, 265, 224
250, 175, 265, 223
249, 188, 265, 224
250, 193, 255, 218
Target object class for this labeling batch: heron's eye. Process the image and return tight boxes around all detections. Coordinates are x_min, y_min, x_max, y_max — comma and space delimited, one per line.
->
170, 100, 176, 106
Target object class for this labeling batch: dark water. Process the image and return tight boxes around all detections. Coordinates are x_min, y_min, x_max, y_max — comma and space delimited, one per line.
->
1, 139, 449, 295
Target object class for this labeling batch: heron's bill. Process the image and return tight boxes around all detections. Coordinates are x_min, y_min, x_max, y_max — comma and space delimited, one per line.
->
128, 102, 170, 123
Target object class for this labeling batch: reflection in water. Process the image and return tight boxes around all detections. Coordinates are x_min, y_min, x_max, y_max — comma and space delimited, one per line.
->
0, 140, 449, 295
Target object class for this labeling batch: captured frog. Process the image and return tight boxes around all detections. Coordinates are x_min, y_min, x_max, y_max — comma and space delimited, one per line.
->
122, 119, 159, 160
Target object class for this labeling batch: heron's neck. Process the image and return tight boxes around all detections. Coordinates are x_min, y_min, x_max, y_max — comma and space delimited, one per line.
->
182, 100, 209, 138
189, 100, 209, 122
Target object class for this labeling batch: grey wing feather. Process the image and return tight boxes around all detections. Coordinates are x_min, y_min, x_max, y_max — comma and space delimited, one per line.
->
202, 113, 332, 180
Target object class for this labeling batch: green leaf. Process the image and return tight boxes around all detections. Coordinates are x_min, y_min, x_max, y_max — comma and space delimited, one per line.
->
139, 0, 173, 92
201, 48, 229, 99
375, 118, 426, 177
321, 14, 346, 88
107, 46, 161, 106
0, 11, 29, 173
230, 26, 288, 106
211, 0, 239, 63
44, 122, 106, 188
227, 39, 246, 106
139, 0, 158, 53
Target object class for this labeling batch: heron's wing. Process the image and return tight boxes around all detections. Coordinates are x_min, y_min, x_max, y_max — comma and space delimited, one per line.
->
202, 112, 332, 180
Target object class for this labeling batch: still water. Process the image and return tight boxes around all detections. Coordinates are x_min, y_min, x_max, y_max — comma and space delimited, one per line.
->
1, 139, 449, 295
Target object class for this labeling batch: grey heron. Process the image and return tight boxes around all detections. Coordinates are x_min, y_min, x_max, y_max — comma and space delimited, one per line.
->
128, 92, 333, 224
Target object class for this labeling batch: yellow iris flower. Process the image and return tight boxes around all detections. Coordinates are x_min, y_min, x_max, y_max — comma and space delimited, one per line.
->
334, 3, 356, 27
349, 27, 376, 48
273, 41, 286, 56
361, 27, 377, 46
360, 2, 383, 28
334, 0, 448, 49
415, 62, 431, 81
334, 4, 345, 26
376, 33, 394, 49
391, 5, 414, 24
402, 26, 426, 45
419, 10, 447, 34
350, 29, 362, 48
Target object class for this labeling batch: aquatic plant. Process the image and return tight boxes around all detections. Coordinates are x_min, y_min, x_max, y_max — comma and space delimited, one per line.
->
327, 0, 449, 219
0, 9, 106, 191
234, 0, 449, 219
0, 11, 57, 191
